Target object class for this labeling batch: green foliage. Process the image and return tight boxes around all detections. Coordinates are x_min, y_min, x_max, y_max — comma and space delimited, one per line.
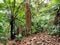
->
49, 30, 60, 35
32, 26, 37, 34
16, 34, 23, 40
47, 25, 60, 35
51, 0, 60, 4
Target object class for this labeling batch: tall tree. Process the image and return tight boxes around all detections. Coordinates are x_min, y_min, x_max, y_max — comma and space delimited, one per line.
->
25, 1, 32, 33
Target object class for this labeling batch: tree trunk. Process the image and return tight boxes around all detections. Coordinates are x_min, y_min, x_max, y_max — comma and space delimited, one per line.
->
25, 2, 32, 33
10, 15, 15, 40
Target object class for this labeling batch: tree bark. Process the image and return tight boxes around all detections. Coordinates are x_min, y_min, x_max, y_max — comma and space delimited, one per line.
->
25, 2, 32, 33
10, 15, 15, 40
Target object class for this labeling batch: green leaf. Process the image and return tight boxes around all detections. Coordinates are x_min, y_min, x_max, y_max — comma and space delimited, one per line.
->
17, 0, 24, 3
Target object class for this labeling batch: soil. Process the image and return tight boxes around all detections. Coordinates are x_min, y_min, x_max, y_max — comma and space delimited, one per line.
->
2, 32, 60, 45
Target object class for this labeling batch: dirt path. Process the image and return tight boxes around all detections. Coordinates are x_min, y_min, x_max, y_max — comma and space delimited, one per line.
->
7, 32, 60, 45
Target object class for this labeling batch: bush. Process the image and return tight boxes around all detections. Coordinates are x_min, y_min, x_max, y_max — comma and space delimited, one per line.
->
47, 25, 60, 35
16, 34, 23, 40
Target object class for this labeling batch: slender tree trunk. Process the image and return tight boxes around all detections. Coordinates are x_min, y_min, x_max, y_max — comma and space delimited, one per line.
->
10, 15, 15, 40
25, 2, 32, 33
9, 0, 16, 40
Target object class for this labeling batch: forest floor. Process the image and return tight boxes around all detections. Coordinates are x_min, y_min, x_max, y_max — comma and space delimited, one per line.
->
1, 32, 60, 45
16, 32, 60, 45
